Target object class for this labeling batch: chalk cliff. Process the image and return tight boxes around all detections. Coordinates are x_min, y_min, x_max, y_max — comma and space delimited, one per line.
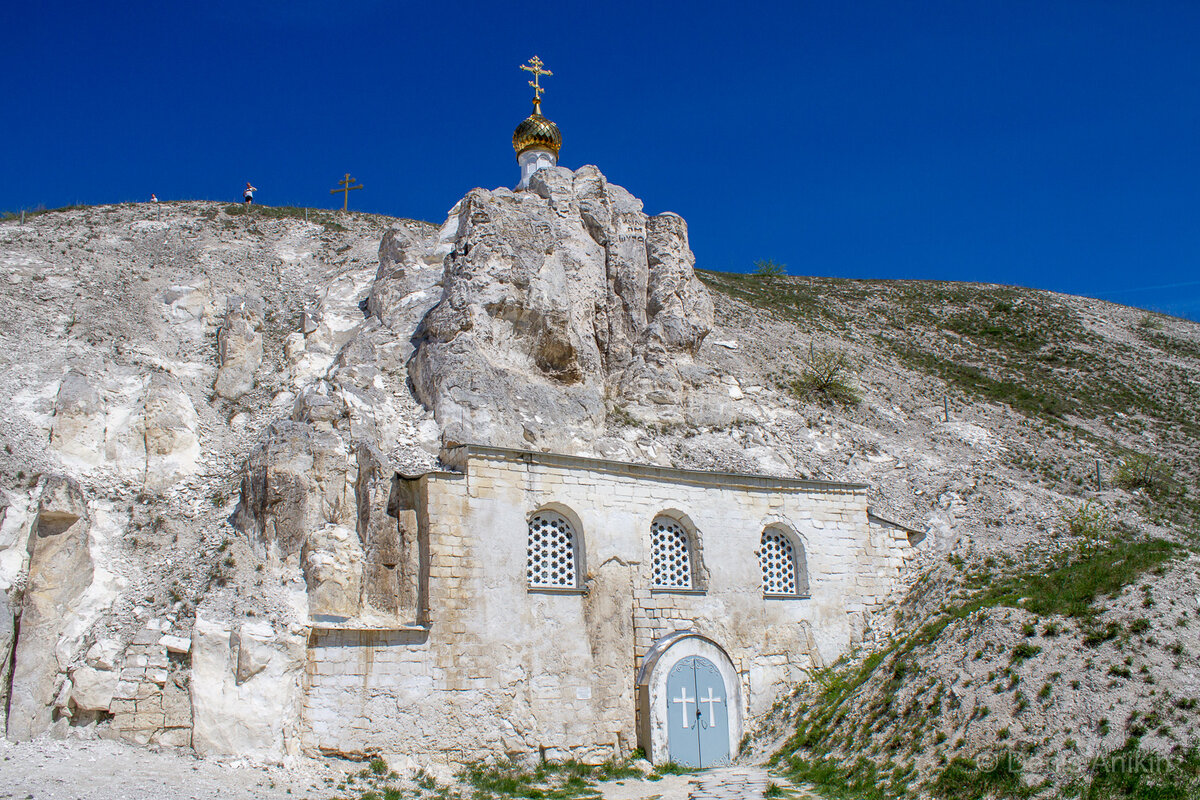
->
0, 168, 1197, 793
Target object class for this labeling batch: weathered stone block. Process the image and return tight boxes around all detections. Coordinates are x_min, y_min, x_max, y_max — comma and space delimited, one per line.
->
70, 666, 119, 712
159, 634, 191, 654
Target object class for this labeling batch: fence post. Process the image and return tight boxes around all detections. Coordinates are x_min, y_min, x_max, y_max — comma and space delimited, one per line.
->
1095, 459, 1103, 492
943, 395, 950, 422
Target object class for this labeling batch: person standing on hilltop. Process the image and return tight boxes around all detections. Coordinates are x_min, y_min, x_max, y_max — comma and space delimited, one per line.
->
243, 182, 257, 204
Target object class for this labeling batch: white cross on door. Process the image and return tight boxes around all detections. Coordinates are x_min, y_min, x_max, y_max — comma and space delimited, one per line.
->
700, 686, 724, 728
672, 686, 695, 728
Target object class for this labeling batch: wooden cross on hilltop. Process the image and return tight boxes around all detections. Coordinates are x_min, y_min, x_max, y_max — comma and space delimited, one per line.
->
520, 55, 552, 114
330, 173, 363, 211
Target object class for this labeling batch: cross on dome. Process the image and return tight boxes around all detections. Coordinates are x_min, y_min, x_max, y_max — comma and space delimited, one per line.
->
512, 55, 563, 189
520, 55, 553, 113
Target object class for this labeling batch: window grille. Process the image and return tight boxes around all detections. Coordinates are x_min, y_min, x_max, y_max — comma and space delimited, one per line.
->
527, 511, 578, 588
759, 528, 801, 596
651, 517, 693, 589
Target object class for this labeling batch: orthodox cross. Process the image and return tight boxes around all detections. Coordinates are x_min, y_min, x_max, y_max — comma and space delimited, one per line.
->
330, 173, 363, 211
520, 55, 553, 113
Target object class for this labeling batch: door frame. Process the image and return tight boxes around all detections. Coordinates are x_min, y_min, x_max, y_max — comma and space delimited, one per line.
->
635, 631, 742, 765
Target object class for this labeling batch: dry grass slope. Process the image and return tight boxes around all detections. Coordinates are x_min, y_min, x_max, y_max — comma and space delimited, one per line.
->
699, 271, 1200, 799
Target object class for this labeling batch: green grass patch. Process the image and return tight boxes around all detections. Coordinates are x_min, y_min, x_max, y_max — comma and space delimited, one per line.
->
942, 308, 1047, 353
772, 536, 1182, 797
19, 204, 93, 217
696, 270, 849, 324
460, 760, 554, 798
1080, 743, 1200, 799
1116, 454, 1177, 501
455, 758, 638, 799
784, 345, 861, 406
220, 203, 351, 231
1011, 643, 1042, 664
592, 760, 643, 781
996, 538, 1178, 621
783, 756, 890, 800
651, 761, 695, 777
927, 754, 1033, 800
697, 271, 1200, 521
884, 343, 1070, 417
1138, 328, 1200, 361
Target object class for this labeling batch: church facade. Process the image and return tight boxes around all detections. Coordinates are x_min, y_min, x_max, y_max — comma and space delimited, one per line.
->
300, 445, 915, 766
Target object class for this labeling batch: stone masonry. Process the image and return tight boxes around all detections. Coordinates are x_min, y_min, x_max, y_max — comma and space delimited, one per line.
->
302, 445, 914, 763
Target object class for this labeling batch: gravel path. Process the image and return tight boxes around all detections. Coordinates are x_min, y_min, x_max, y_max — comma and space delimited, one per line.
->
0, 739, 816, 800
0, 738, 335, 800
687, 766, 770, 799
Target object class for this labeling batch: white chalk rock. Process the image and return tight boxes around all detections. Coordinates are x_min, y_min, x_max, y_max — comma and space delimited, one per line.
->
49, 372, 105, 468
143, 373, 201, 491
190, 614, 306, 761
401, 165, 713, 451
70, 665, 118, 711
159, 634, 191, 654
214, 296, 264, 400
85, 638, 122, 671
301, 524, 363, 619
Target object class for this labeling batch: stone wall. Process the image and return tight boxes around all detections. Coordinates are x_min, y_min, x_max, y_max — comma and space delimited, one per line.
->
103, 626, 192, 747
303, 446, 912, 763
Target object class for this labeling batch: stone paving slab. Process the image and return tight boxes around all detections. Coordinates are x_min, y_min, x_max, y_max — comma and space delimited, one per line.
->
687, 766, 771, 799
599, 771, 696, 800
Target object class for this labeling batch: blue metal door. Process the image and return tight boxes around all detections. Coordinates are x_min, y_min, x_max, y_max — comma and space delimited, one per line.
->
665, 655, 730, 768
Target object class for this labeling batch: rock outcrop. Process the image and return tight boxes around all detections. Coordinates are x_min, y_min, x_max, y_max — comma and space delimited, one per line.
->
68, 664, 118, 714
301, 524, 363, 619
7, 476, 93, 740
144, 373, 201, 491
214, 296, 264, 400
235, 420, 356, 562
47, 370, 200, 490
190, 615, 306, 761
0, 589, 14, 732
48, 373, 105, 468
402, 166, 714, 451
226, 165, 719, 641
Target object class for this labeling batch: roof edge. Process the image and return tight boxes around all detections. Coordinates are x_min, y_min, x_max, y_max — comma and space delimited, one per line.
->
441, 442, 870, 493
868, 510, 926, 536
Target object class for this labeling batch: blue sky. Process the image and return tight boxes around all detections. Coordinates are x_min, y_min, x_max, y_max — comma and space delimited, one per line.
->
5, 1, 1200, 320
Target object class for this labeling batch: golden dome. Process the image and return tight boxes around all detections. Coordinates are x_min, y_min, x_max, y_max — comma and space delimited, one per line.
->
513, 104, 562, 157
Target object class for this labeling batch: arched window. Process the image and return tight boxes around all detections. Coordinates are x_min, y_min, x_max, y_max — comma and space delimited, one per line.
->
651, 516, 694, 589
759, 527, 809, 597
527, 510, 579, 589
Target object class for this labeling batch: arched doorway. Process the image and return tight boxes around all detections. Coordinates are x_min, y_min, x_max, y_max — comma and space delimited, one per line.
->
636, 631, 742, 767
666, 655, 729, 767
